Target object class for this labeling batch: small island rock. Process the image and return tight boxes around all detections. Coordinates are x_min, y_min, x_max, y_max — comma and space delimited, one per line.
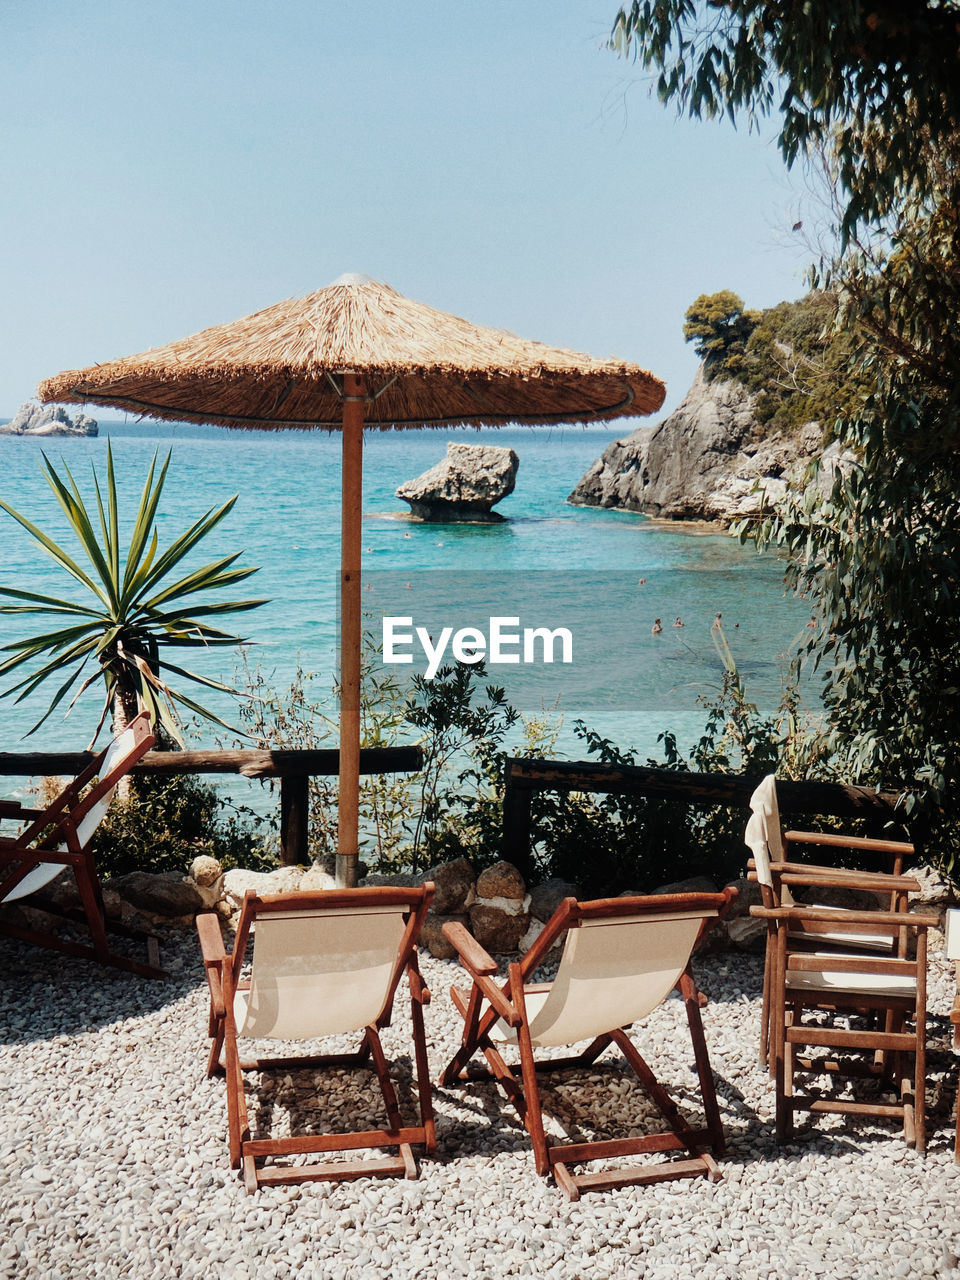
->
1, 401, 98, 438
397, 442, 518, 522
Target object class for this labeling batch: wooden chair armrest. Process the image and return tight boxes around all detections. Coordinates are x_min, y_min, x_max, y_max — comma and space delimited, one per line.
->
442, 921, 498, 975
777, 868, 921, 893
783, 830, 914, 855
751, 904, 939, 928
196, 911, 227, 1017
441, 922, 520, 1027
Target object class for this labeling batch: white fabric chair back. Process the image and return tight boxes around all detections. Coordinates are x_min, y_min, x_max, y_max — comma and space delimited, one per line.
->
235, 904, 407, 1040
526, 908, 713, 1048
945, 909, 960, 961
2, 722, 143, 904
745, 774, 783, 889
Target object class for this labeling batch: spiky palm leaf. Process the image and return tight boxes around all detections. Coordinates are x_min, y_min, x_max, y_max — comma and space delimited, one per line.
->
0, 443, 267, 745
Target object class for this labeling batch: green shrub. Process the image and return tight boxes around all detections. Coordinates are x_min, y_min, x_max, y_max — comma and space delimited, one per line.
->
91, 771, 275, 879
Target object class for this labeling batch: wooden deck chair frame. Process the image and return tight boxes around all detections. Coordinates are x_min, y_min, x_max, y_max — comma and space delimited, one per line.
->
0, 710, 163, 978
198, 884, 436, 1193
439, 889, 737, 1201
745, 774, 920, 1071
752, 901, 938, 1151
945, 909, 960, 1164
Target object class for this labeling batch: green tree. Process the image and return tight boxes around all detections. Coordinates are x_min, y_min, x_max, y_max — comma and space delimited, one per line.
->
0, 445, 267, 745
682, 290, 758, 375
611, 2, 960, 862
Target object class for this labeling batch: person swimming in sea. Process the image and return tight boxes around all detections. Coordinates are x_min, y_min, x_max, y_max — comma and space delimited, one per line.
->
712, 612, 722, 629
652, 618, 663, 634
674, 616, 683, 627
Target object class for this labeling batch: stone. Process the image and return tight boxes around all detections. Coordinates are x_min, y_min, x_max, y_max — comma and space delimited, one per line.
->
528, 877, 579, 923
221, 866, 304, 913
568, 364, 852, 525
1, 401, 97, 437
107, 871, 204, 918
518, 916, 566, 953
476, 861, 525, 901
396, 442, 518, 522
725, 914, 767, 952
422, 857, 476, 915
907, 862, 958, 912
722, 876, 763, 918
298, 865, 337, 891
359, 871, 423, 888
468, 902, 529, 954
649, 874, 719, 897
419, 911, 469, 960
189, 855, 222, 888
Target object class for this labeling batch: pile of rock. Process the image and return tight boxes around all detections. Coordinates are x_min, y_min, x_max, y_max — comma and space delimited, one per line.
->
10, 853, 955, 959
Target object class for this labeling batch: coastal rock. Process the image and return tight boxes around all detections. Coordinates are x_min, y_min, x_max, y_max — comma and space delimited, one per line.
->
475, 860, 525, 901
220, 866, 304, 921
1, 401, 97, 438
468, 901, 530, 953
528, 876, 579, 923
107, 871, 204, 920
420, 911, 470, 960
650, 874, 720, 897
397, 442, 518, 522
422, 856, 476, 915
568, 365, 848, 525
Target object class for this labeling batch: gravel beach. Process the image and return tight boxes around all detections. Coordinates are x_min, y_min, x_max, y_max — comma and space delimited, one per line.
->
2, 929, 959, 1280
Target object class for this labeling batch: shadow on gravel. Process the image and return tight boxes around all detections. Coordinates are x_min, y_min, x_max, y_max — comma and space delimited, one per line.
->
0, 928, 205, 1043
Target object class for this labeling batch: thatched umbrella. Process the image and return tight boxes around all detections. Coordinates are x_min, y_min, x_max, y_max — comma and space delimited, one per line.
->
39, 274, 666, 886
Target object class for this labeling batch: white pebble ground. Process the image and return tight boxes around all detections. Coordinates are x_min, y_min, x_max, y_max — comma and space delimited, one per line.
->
1, 931, 959, 1279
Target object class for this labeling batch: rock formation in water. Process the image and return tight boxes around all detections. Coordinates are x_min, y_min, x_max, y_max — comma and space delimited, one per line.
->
568, 365, 846, 523
1, 401, 98, 437
397, 441, 519, 522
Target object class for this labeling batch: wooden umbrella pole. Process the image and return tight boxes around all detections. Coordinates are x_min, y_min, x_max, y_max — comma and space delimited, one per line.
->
336, 374, 366, 888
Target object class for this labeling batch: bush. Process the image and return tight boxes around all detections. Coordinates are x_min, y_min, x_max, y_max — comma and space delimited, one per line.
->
91, 771, 275, 879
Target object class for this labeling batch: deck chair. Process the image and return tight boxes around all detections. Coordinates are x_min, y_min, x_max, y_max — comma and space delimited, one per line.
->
752, 897, 937, 1151
197, 884, 436, 1193
0, 710, 163, 977
746, 774, 921, 1068
946, 910, 960, 1163
439, 889, 736, 1201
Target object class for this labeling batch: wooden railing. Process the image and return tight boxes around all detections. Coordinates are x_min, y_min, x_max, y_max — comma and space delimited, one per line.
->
501, 757, 906, 880
0, 745, 423, 866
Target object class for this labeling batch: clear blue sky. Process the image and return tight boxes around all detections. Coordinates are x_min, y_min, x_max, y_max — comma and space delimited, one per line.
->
0, 1, 809, 419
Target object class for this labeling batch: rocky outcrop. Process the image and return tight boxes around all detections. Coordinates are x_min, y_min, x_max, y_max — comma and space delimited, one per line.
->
1, 401, 98, 437
568, 366, 847, 524
397, 442, 518, 521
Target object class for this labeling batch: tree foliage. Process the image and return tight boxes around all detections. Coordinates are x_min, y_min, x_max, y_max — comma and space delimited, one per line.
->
691, 289, 872, 431
610, 0, 960, 239
682, 290, 758, 372
612, 1, 960, 859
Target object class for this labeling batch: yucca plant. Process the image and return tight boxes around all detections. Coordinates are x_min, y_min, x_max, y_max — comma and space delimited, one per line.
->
0, 443, 267, 746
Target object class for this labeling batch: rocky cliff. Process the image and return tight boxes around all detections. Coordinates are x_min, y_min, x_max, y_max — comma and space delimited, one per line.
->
1, 401, 98, 437
568, 366, 840, 523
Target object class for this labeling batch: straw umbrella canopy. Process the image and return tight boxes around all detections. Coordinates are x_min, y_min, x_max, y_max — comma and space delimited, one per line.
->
39, 273, 666, 886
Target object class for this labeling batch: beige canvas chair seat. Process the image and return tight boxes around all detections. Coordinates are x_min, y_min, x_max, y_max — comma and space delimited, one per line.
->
753, 901, 935, 1151
440, 889, 736, 1201
745, 774, 920, 1069
785, 962, 917, 1000
198, 885, 435, 1193
0, 711, 163, 977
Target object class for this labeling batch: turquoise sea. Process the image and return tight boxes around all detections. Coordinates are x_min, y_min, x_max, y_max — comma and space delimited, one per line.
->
0, 420, 813, 769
